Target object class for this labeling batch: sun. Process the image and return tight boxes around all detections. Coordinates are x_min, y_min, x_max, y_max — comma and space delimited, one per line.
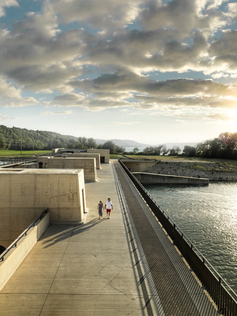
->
228, 109, 237, 121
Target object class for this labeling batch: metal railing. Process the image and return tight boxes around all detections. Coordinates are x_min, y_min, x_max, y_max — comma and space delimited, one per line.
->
119, 159, 237, 316
0, 209, 49, 262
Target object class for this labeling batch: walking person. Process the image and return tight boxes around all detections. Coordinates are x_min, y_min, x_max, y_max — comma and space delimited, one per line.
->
97, 200, 103, 219
105, 198, 113, 219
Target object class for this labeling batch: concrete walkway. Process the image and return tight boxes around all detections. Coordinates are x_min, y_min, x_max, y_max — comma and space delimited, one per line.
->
0, 162, 147, 315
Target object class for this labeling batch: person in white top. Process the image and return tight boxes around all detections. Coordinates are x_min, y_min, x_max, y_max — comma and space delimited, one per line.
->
105, 198, 113, 219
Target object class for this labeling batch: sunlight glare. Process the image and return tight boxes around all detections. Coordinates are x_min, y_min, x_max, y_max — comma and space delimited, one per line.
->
229, 109, 237, 121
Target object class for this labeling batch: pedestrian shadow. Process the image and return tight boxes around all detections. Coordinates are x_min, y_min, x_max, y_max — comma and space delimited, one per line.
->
41, 217, 108, 248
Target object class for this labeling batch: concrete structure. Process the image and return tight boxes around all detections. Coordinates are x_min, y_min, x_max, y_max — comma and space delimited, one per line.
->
88, 148, 110, 163
1, 162, 37, 169
0, 169, 86, 247
0, 162, 220, 315
37, 156, 97, 182
133, 172, 209, 185
52, 148, 110, 163
0, 210, 50, 291
145, 160, 237, 182
122, 159, 158, 172
57, 153, 101, 169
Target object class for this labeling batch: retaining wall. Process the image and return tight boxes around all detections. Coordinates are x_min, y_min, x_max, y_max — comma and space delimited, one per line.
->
133, 172, 209, 185
0, 210, 50, 291
122, 159, 158, 172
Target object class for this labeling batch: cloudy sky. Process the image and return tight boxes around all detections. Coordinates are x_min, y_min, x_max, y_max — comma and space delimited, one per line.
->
0, 0, 237, 145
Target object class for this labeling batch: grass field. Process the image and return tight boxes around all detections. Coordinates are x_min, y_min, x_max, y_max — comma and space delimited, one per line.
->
0, 150, 51, 157
110, 154, 121, 159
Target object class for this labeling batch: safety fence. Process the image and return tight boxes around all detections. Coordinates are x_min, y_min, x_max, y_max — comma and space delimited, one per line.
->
119, 159, 237, 316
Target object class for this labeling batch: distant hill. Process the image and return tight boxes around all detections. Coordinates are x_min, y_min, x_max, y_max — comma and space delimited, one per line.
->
0, 125, 79, 150
95, 138, 149, 147
0, 125, 150, 151
95, 139, 197, 151
0, 124, 198, 152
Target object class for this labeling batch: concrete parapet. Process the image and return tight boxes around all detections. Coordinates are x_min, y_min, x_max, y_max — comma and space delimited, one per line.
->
0, 169, 86, 246
58, 153, 101, 169
87, 149, 110, 163
37, 156, 97, 182
0, 210, 50, 291
133, 172, 209, 185
123, 159, 158, 172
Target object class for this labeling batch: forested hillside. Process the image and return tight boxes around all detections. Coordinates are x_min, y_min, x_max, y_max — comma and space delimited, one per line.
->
0, 125, 97, 150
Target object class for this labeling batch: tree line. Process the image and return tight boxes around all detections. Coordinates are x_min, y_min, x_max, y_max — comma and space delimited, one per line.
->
184, 132, 237, 159
0, 125, 236, 160
0, 125, 124, 153
139, 132, 237, 160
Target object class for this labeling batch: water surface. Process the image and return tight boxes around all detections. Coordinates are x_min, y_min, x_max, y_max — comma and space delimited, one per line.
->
145, 182, 237, 293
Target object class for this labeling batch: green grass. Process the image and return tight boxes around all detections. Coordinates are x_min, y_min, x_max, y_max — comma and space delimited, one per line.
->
110, 154, 120, 159
0, 150, 51, 157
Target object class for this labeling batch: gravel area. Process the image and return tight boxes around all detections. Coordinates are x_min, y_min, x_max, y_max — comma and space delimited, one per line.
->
145, 161, 237, 181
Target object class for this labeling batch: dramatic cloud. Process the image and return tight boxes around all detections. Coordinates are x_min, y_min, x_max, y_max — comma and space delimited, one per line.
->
0, 0, 237, 123
68, 70, 237, 111
209, 30, 237, 70
51, 93, 87, 107
45, 0, 144, 32
0, 76, 38, 107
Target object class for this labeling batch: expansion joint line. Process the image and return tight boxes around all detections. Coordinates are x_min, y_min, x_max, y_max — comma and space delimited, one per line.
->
38, 227, 75, 316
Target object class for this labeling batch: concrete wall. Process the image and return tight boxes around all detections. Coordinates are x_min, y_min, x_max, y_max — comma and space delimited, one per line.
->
52, 148, 65, 154
87, 149, 110, 163
123, 160, 158, 172
0, 169, 86, 247
58, 153, 101, 169
0, 210, 50, 291
133, 172, 209, 185
37, 157, 97, 182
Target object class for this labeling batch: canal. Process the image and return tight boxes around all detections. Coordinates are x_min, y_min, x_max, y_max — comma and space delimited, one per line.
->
145, 182, 237, 294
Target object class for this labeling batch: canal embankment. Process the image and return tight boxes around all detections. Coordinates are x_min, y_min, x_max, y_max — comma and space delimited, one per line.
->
133, 172, 209, 185
144, 161, 237, 181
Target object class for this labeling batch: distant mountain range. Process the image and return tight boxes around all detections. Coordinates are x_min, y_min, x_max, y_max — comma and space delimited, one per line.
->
95, 139, 198, 150
95, 139, 149, 147
0, 123, 198, 151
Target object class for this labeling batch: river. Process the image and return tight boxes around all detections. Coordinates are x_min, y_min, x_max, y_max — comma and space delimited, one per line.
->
144, 182, 237, 294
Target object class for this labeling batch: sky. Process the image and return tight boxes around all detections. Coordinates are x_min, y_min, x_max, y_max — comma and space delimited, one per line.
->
0, 0, 237, 145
